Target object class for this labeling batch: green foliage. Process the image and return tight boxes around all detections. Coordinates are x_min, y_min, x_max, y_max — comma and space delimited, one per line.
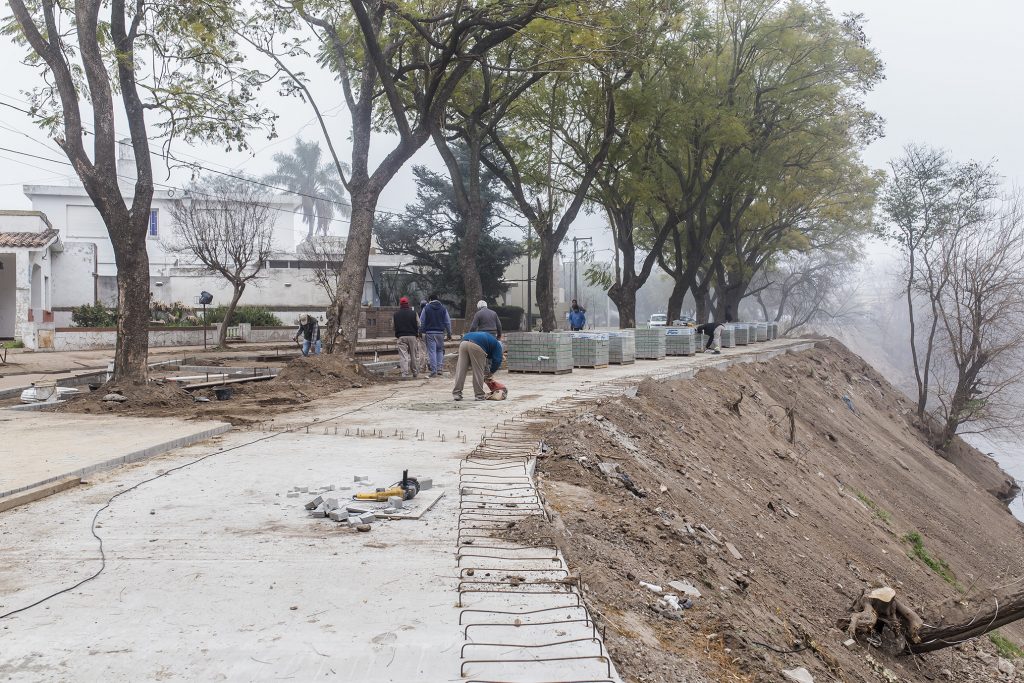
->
903, 531, 958, 586
71, 303, 118, 328
2, 340, 25, 349
375, 147, 522, 315
989, 632, 1024, 659
853, 490, 892, 524
204, 305, 282, 327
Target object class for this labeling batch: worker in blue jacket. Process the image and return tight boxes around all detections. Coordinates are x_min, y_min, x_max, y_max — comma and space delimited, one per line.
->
453, 331, 503, 401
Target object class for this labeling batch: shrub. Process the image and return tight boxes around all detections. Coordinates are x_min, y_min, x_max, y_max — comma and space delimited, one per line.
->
990, 631, 1024, 659
204, 305, 282, 327
2, 340, 25, 349
71, 302, 117, 327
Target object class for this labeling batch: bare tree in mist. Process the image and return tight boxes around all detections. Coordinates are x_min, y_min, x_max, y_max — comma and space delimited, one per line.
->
169, 178, 275, 348
878, 144, 998, 419
753, 246, 864, 335
930, 194, 1024, 447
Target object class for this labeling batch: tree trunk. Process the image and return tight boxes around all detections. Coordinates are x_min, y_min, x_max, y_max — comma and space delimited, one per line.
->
608, 283, 637, 328
218, 283, 245, 348
460, 196, 485, 309
334, 189, 377, 355
667, 278, 687, 322
694, 285, 710, 324
535, 235, 557, 332
109, 212, 150, 384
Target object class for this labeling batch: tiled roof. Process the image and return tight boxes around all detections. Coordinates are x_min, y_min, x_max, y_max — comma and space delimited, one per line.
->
0, 228, 59, 249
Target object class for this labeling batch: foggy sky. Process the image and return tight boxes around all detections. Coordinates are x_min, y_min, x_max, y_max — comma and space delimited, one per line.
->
0, 0, 1020, 255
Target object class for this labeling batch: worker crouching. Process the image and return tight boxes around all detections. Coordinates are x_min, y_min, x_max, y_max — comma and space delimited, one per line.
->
453, 331, 504, 401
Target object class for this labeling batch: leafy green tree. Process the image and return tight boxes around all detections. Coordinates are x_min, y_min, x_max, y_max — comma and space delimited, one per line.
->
264, 139, 350, 240
374, 159, 521, 315
5, 0, 274, 381
245, 0, 551, 354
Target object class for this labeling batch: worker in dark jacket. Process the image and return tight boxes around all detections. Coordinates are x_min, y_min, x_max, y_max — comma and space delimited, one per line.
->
393, 296, 420, 378
294, 314, 321, 356
695, 321, 724, 354
419, 293, 452, 377
453, 331, 503, 401
468, 300, 502, 338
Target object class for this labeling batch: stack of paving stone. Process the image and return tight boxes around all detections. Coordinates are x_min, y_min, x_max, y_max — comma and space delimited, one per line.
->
753, 322, 769, 342
506, 332, 573, 373
665, 327, 698, 356
608, 330, 636, 364
570, 332, 610, 367
733, 323, 750, 345
635, 327, 667, 359
720, 325, 736, 348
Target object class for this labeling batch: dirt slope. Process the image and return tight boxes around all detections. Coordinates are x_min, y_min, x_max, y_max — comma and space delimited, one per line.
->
522, 340, 1024, 682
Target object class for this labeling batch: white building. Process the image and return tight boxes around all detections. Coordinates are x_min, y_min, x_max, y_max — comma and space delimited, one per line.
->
0, 211, 63, 341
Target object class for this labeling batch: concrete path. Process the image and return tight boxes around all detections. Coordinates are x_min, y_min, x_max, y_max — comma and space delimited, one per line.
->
0, 413, 232, 498
0, 339, 812, 682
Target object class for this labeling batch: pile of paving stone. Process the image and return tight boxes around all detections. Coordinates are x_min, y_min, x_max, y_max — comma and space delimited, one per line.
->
285, 475, 431, 530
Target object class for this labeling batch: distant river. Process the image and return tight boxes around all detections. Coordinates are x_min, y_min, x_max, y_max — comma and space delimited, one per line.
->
965, 433, 1024, 521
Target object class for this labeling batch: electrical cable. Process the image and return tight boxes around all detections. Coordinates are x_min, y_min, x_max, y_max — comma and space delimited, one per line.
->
0, 390, 397, 621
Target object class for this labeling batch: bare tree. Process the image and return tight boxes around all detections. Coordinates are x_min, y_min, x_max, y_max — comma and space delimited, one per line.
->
169, 178, 275, 348
929, 194, 1024, 447
878, 144, 998, 419
754, 248, 864, 335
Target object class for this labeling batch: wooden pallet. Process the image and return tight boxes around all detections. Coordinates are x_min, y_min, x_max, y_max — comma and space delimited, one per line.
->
573, 363, 609, 369
608, 360, 636, 365
508, 367, 573, 375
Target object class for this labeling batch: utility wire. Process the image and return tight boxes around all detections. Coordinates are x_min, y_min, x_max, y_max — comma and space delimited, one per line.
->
0, 390, 398, 622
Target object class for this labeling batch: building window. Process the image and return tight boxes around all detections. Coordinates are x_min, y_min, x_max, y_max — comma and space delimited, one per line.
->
148, 209, 159, 238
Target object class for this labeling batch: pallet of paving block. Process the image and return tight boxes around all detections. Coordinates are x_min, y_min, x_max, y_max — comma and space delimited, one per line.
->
507, 367, 573, 375
608, 359, 635, 365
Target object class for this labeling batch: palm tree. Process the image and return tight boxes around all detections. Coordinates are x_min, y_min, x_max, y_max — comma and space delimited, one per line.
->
265, 139, 350, 239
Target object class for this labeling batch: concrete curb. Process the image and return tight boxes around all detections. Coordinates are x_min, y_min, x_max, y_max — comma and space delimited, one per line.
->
0, 422, 233, 500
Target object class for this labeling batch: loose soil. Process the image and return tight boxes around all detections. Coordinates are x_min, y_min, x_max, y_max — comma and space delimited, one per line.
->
53, 353, 387, 424
516, 340, 1024, 683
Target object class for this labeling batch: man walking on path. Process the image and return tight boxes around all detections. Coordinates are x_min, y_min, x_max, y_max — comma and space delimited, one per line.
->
695, 321, 724, 354
420, 292, 452, 377
294, 314, 322, 356
569, 300, 587, 331
393, 296, 420, 379
469, 300, 502, 338
453, 331, 504, 401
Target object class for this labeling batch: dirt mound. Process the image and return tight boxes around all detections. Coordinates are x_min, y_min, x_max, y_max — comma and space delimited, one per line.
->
55, 381, 194, 416
272, 353, 376, 388
522, 339, 1024, 683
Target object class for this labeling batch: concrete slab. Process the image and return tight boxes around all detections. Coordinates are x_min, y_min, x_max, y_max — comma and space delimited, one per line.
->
0, 413, 231, 498
0, 338, 812, 682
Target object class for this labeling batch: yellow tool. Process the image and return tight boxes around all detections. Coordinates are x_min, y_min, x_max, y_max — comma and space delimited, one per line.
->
352, 470, 420, 501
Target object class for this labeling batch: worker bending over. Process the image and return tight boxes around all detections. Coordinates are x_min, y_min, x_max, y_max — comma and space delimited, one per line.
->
695, 321, 724, 354
393, 296, 420, 379
453, 331, 503, 401
295, 314, 322, 356
468, 300, 502, 338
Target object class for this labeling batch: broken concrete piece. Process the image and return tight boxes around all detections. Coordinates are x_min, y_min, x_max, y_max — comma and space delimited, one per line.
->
659, 594, 682, 611
725, 542, 744, 560
782, 667, 814, 683
346, 504, 374, 514
667, 580, 702, 598
597, 462, 619, 476
102, 393, 128, 402
323, 498, 339, 511
357, 512, 377, 524
354, 475, 369, 483
414, 477, 432, 490
639, 581, 663, 594
387, 496, 404, 509
309, 509, 326, 518
304, 495, 324, 510
298, 487, 308, 493
381, 507, 398, 514
285, 492, 299, 498
328, 510, 349, 522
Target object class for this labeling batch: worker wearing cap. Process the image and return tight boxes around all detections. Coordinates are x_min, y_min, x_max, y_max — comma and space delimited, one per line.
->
453, 331, 503, 401
294, 314, 321, 356
468, 300, 502, 338
393, 296, 420, 379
